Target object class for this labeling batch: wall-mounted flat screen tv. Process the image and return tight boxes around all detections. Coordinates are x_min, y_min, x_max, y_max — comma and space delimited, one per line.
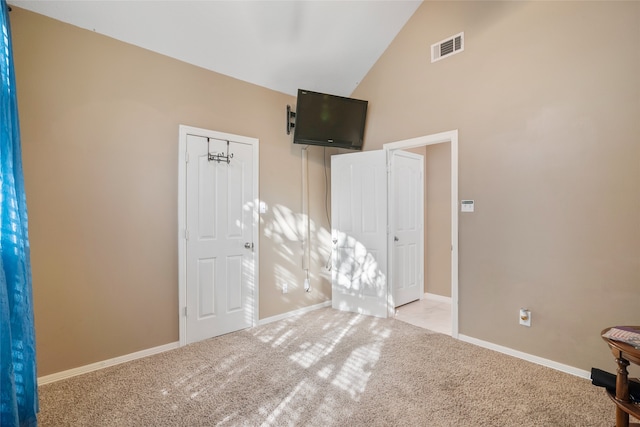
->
293, 89, 368, 150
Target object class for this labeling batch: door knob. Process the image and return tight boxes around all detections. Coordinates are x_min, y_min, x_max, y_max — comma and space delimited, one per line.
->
244, 242, 254, 250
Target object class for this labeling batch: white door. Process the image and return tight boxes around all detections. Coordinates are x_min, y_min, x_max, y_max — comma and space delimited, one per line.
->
331, 150, 388, 318
391, 150, 424, 307
183, 131, 257, 344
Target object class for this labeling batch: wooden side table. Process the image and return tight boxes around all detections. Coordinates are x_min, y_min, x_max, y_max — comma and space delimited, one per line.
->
602, 327, 640, 427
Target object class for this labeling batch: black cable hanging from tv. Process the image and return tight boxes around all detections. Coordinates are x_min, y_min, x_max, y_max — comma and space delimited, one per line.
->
207, 137, 233, 164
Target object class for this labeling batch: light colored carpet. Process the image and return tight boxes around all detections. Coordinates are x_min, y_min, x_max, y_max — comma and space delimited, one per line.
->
39, 307, 617, 426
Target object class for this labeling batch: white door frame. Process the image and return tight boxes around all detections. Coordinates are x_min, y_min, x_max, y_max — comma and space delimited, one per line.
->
384, 130, 459, 338
177, 125, 260, 347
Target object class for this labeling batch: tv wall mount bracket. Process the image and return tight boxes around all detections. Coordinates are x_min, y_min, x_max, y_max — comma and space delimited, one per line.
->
207, 137, 234, 164
286, 105, 296, 135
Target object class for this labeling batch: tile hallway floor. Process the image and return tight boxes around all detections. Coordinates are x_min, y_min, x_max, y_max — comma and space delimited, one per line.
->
394, 295, 451, 335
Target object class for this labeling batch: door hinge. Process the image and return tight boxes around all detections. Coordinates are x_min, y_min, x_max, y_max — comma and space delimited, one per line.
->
183, 306, 188, 317
185, 229, 190, 240
185, 152, 190, 163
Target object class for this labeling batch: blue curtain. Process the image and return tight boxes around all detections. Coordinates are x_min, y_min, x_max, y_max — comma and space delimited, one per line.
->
0, 1, 39, 426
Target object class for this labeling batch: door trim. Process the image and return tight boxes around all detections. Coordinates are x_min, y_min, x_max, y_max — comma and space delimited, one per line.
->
384, 130, 459, 338
177, 125, 259, 347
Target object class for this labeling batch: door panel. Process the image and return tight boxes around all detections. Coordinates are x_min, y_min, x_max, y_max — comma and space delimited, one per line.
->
226, 256, 243, 310
197, 258, 215, 317
331, 150, 388, 318
198, 155, 216, 238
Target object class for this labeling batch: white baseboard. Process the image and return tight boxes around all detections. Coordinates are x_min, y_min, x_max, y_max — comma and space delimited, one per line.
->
458, 334, 590, 379
257, 300, 331, 326
38, 341, 180, 386
38, 302, 332, 386
38, 306, 588, 389
424, 292, 452, 304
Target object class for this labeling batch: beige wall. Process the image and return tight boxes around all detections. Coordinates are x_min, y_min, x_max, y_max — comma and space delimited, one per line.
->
425, 143, 451, 298
12, 8, 332, 376
353, 1, 640, 372
12, 2, 640, 378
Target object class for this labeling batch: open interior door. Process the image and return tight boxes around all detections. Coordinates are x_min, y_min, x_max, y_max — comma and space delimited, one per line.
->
331, 150, 388, 318
390, 150, 424, 307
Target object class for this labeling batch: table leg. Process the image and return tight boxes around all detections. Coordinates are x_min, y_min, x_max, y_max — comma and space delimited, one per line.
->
615, 356, 630, 427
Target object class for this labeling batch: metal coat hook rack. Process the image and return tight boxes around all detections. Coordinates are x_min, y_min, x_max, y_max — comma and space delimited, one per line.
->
207, 138, 234, 164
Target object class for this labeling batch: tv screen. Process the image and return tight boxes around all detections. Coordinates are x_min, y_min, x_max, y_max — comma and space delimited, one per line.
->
293, 89, 368, 150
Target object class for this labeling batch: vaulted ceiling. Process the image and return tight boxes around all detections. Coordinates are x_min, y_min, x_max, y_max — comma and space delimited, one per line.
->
11, 0, 422, 97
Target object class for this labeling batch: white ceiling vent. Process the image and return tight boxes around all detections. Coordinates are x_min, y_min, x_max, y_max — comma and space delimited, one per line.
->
431, 32, 464, 63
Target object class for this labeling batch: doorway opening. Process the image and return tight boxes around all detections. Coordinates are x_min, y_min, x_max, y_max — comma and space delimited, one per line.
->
384, 130, 459, 338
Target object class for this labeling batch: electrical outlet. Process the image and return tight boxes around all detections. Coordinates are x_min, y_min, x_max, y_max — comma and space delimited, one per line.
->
519, 308, 531, 327
282, 283, 288, 294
